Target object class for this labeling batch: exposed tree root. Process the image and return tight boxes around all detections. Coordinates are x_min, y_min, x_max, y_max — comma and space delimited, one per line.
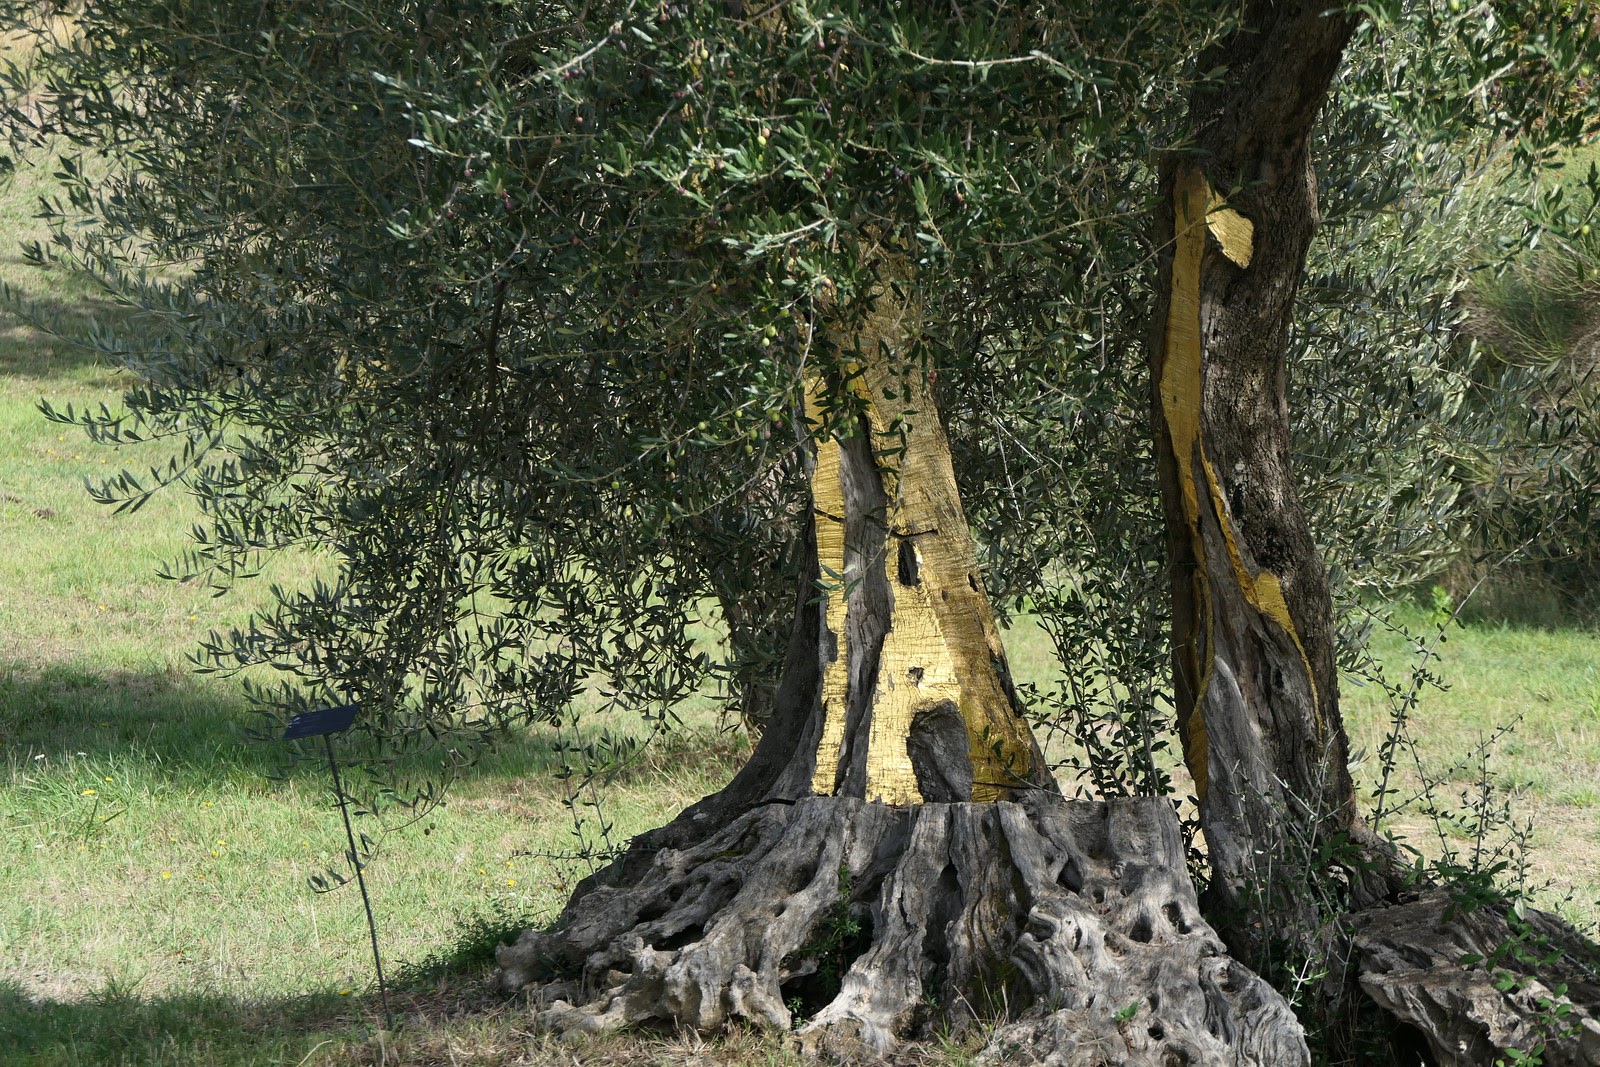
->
1343, 890, 1600, 1066
496, 794, 1308, 1065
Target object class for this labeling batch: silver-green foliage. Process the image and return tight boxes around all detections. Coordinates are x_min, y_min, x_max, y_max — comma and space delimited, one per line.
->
2, 0, 1596, 818
0, 1, 1215, 808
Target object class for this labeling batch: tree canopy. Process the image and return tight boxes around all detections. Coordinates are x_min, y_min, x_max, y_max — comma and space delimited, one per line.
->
8, 0, 1591, 804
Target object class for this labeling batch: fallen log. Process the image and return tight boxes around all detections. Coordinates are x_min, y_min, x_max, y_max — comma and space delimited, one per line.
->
1343, 890, 1600, 1066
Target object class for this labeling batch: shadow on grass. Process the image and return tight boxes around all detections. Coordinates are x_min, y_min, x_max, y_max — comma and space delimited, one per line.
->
0, 906, 576, 1067
0, 659, 748, 794
0, 662, 290, 788
0, 975, 827, 1067
0, 270, 135, 383
0, 979, 375, 1067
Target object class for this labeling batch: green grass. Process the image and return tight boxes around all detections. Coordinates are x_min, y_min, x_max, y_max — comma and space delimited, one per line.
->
5, 150, 1600, 1063
1341, 603, 1600, 926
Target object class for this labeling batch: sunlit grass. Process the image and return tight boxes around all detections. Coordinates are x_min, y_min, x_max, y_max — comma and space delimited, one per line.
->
1341, 602, 1600, 926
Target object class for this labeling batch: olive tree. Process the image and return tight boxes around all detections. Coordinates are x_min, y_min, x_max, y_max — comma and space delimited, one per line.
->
8, 0, 1600, 1062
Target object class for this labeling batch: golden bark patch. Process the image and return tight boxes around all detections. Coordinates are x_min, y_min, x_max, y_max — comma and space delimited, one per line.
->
806, 297, 1034, 803
1160, 166, 1320, 802
857, 361, 1032, 804
808, 378, 854, 793
1160, 166, 1216, 800
1204, 188, 1254, 268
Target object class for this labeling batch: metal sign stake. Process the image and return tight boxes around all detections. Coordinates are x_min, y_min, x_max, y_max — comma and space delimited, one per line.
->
283, 703, 393, 1031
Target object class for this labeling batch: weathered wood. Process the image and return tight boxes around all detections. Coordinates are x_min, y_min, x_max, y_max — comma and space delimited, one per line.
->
1149, 1, 1403, 965
1139, 9, 1600, 1063
805, 307, 1051, 805
542, 287, 1056, 931
497, 794, 1309, 1065
510, 288, 1315, 1062
1343, 892, 1600, 1066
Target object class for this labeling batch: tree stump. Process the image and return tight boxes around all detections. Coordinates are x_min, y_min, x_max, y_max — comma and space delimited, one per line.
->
496, 793, 1309, 1065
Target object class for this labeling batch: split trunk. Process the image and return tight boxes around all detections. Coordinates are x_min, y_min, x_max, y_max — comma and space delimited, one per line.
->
498, 7, 1600, 1063
498, 293, 1309, 1062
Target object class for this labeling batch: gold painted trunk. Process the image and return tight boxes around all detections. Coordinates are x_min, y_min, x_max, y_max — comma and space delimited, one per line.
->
804, 301, 1043, 805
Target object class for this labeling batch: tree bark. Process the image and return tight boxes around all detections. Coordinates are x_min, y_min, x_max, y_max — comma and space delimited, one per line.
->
499, 285, 1307, 1060
1148, 1, 1398, 966
801, 338, 1054, 806
500, 794, 1309, 1064
557, 284, 1059, 901
1148, 5, 1600, 1063
1340, 892, 1600, 1066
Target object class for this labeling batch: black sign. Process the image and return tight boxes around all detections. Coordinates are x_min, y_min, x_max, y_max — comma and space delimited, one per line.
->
282, 703, 359, 740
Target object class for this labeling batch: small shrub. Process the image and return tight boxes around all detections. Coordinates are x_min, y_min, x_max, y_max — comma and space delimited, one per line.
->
392, 902, 539, 989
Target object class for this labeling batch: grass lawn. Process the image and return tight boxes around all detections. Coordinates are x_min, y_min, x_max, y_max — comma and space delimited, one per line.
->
0, 154, 744, 1064
1342, 606, 1600, 927
3, 159, 1600, 1064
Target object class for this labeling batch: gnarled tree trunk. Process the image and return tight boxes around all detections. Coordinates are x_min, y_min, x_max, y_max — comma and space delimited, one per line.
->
1149, 5, 1386, 962
1150, 3, 1600, 1063
498, 288, 1309, 1062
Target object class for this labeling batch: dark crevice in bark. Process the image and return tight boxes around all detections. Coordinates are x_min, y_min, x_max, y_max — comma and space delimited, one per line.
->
654, 924, 706, 953
896, 535, 921, 587
830, 415, 895, 799
906, 699, 974, 803
924, 859, 962, 984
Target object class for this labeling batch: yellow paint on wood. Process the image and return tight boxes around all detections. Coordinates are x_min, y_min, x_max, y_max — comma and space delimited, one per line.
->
805, 287, 1036, 803
1160, 165, 1323, 803
807, 377, 854, 796
1204, 187, 1254, 268
1160, 166, 1217, 801
855, 359, 1035, 804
